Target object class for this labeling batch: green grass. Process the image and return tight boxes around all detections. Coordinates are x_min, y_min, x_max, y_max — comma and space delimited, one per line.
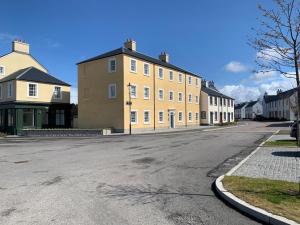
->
264, 140, 297, 147
275, 130, 290, 135
223, 176, 300, 223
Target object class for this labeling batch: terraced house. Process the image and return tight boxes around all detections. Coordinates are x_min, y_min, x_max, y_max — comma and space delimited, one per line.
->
78, 39, 201, 133
0, 40, 71, 134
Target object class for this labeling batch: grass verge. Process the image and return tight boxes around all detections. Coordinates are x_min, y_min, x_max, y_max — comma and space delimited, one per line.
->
263, 140, 297, 147
223, 176, 300, 223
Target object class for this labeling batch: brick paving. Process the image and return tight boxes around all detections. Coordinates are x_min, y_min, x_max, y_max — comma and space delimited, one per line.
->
232, 135, 300, 183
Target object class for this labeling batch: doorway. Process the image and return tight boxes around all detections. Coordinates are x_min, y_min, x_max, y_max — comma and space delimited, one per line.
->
210, 112, 213, 125
169, 111, 175, 128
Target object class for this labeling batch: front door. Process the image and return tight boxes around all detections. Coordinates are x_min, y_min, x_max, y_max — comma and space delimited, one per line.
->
170, 111, 175, 128
210, 112, 214, 125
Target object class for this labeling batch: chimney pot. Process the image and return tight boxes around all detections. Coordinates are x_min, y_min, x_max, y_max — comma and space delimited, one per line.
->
124, 39, 136, 51
159, 52, 169, 63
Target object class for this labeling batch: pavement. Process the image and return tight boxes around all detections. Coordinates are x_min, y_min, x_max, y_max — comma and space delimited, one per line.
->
0, 121, 289, 225
232, 134, 300, 183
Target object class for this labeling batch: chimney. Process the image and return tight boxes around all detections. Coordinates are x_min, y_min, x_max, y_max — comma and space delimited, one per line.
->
201, 79, 208, 87
124, 39, 136, 51
208, 81, 215, 88
159, 52, 169, 63
12, 40, 29, 54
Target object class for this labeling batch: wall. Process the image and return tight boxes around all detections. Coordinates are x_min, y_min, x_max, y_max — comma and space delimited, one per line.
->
0, 80, 16, 102
0, 52, 47, 79
78, 55, 125, 130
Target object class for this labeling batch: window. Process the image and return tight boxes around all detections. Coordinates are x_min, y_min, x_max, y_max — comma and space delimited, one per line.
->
188, 94, 192, 103
214, 97, 217, 105
228, 99, 230, 106
23, 109, 35, 127
195, 112, 199, 121
169, 71, 174, 81
108, 83, 117, 98
231, 100, 234, 107
144, 111, 150, 124
0, 66, 4, 76
196, 78, 199, 86
224, 98, 226, 106
220, 98, 223, 106
56, 109, 65, 126
188, 112, 192, 121
144, 63, 149, 76
130, 59, 137, 73
158, 67, 163, 79
210, 96, 213, 105
178, 73, 183, 83
201, 111, 206, 119
158, 89, 164, 100
7, 82, 13, 98
178, 92, 183, 102
130, 110, 138, 124
178, 111, 183, 122
0, 84, 2, 99
0, 110, 4, 126
130, 85, 137, 98
224, 112, 226, 120
144, 86, 150, 99
231, 112, 234, 120
7, 109, 14, 126
54, 86, 62, 99
214, 112, 218, 121
169, 91, 174, 101
108, 58, 116, 72
188, 76, 192, 85
159, 111, 164, 123
195, 96, 199, 103
28, 83, 37, 97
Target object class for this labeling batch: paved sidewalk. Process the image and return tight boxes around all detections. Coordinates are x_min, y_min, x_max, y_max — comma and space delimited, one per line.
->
232, 134, 300, 183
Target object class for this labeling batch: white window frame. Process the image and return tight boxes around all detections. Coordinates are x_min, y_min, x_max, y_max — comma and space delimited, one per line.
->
188, 76, 192, 85
143, 86, 150, 100
108, 58, 116, 73
178, 73, 183, 83
178, 92, 183, 102
195, 112, 199, 121
169, 71, 174, 81
7, 82, 13, 98
0, 66, 5, 76
196, 78, 199, 87
158, 88, 164, 101
169, 90, 174, 101
158, 67, 164, 80
130, 110, 138, 124
188, 112, 193, 122
188, 93, 192, 103
178, 111, 183, 122
130, 58, 137, 73
0, 84, 2, 99
53, 86, 62, 100
195, 95, 199, 104
143, 110, 150, 124
108, 83, 117, 99
158, 110, 164, 123
130, 84, 137, 98
27, 82, 38, 98
144, 63, 150, 76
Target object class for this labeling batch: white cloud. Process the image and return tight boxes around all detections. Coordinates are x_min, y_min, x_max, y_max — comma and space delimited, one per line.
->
220, 75, 296, 103
250, 71, 278, 82
44, 39, 61, 48
71, 87, 78, 104
225, 61, 248, 73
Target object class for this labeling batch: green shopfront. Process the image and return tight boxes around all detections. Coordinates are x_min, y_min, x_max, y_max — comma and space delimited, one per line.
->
0, 103, 71, 135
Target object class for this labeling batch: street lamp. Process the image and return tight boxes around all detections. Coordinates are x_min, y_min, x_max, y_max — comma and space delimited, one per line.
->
126, 83, 132, 135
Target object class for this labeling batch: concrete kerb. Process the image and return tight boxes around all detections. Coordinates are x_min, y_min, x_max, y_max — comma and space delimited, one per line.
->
215, 129, 299, 225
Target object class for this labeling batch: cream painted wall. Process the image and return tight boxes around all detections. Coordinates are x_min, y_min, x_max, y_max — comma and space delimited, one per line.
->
16, 81, 70, 103
0, 52, 47, 79
78, 54, 125, 129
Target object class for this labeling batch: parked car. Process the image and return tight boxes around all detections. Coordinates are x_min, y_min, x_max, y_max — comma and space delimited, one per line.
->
290, 121, 299, 139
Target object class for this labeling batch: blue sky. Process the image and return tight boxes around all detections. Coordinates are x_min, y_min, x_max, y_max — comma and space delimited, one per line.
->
0, 0, 296, 103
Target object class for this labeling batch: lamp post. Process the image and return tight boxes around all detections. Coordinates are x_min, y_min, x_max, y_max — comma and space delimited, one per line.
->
126, 83, 132, 135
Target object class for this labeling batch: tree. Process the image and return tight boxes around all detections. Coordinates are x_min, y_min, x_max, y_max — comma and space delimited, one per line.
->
250, 0, 300, 143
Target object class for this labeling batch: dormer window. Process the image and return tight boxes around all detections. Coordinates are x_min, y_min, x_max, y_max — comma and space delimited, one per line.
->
0, 66, 5, 76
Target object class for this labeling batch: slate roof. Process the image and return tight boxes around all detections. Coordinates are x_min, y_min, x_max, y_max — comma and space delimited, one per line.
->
0, 67, 70, 86
77, 47, 200, 77
245, 100, 258, 108
264, 88, 297, 103
235, 102, 247, 109
201, 86, 234, 100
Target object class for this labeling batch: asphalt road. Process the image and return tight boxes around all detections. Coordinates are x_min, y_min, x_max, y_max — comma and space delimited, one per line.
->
0, 121, 289, 225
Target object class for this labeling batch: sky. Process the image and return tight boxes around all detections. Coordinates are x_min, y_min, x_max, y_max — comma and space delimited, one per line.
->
0, 0, 297, 103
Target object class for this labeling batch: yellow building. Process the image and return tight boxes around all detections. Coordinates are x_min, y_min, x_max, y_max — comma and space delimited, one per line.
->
78, 39, 201, 133
0, 40, 71, 134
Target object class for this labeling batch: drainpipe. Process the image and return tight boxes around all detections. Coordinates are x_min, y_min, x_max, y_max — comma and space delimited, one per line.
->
184, 73, 187, 127
153, 64, 156, 131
